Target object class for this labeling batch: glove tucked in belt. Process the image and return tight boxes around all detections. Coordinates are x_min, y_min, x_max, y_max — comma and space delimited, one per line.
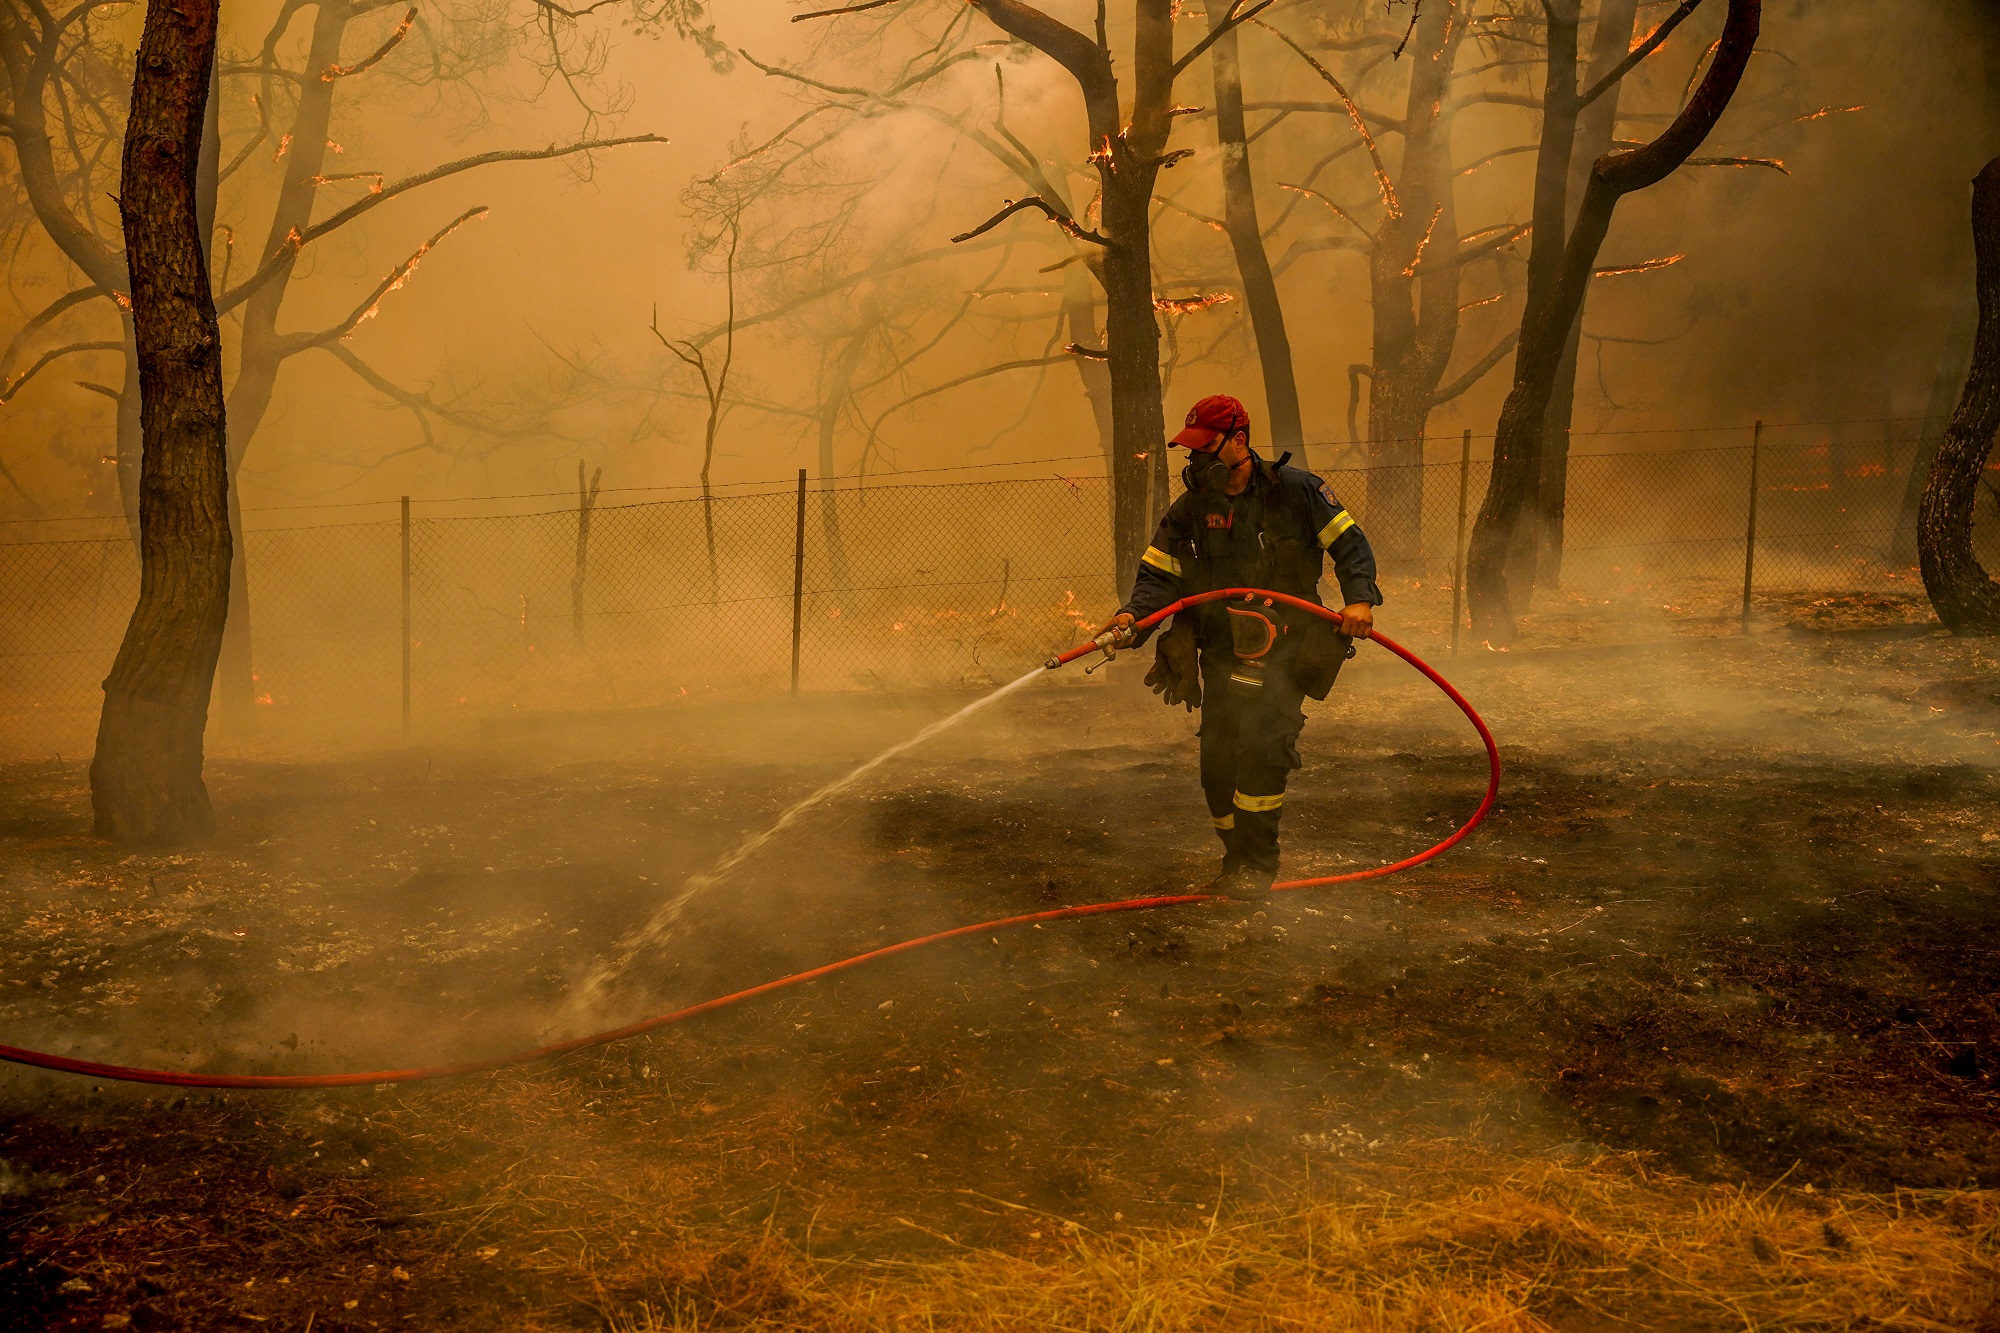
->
1144, 615, 1202, 711
1293, 615, 1354, 701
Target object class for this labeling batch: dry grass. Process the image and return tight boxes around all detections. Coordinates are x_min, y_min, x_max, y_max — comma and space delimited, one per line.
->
604, 1151, 2000, 1332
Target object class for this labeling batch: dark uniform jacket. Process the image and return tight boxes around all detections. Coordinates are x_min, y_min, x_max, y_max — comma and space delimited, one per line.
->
1117, 450, 1381, 647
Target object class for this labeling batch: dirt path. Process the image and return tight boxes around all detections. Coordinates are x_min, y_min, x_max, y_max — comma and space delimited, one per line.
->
2, 630, 1996, 1329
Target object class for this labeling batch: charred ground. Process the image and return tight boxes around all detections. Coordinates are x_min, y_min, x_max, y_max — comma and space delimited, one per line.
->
1, 629, 1998, 1329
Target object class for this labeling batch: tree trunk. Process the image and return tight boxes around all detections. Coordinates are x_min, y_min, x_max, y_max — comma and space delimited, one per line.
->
816, 328, 868, 584
91, 0, 231, 842
1363, 0, 1468, 574
1895, 328, 1975, 564
1210, 8, 1302, 460
1468, 0, 1761, 645
1919, 156, 2000, 634
212, 2, 350, 731
967, 0, 1168, 579
1534, 0, 1640, 591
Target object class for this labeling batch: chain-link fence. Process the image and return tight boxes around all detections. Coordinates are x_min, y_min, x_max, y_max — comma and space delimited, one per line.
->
3, 420, 1989, 756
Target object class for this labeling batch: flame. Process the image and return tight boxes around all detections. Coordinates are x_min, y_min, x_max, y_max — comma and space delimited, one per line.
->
1057, 590, 1098, 636
1795, 104, 1865, 123
255, 693, 275, 706
1087, 137, 1114, 168
1154, 292, 1235, 315
1458, 292, 1504, 312
327, 140, 345, 154
273, 133, 293, 161
1593, 254, 1684, 278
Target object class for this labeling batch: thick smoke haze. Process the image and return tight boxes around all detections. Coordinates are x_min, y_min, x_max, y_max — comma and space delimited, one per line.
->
3, 0, 1995, 522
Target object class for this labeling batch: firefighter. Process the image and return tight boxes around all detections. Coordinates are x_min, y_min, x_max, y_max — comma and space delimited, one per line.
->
1105, 395, 1381, 899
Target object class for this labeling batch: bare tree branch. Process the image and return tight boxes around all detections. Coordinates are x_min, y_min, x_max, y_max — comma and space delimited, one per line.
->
952, 195, 1112, 246
1171, 0, 1275, 79
1429, 329, 1520, 406
863, 353, 1070, 454
216, 136, 670, 313
317, 342, 536, 438
0, 285, 105, 380
793, 0, 908, 20
0, 339, 121, 404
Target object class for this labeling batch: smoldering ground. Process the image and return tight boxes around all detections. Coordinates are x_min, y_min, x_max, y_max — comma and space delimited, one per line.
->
2, 630, 1998, 1327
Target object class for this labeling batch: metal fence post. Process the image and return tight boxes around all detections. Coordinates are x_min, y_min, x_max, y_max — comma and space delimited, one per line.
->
1740, 419, 1762, 632
400, 494, 411, 736
1450, 429, 1472, 656
791, 468, 807, 696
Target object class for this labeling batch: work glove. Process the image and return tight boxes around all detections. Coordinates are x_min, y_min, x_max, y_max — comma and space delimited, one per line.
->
1294, 616, 1354, 702
1145, 617, 1202, 711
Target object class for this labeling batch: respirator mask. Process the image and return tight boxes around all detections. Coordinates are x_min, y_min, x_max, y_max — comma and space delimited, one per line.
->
1183, 447, 1234, 494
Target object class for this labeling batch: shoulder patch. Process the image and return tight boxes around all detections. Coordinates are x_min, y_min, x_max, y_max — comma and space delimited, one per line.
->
1318, 481, 1338, 508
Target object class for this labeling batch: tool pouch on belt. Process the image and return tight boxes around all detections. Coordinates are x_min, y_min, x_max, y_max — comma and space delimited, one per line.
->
1144, 616, 1202, 711
1224, 604, 1280, 696
1293, 615, 1355, 702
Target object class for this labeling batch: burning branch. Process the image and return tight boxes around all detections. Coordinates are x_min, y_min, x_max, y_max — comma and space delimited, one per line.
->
1254, 19, 1400, 217
1578, 0, 1706, 109
322, 6, 416, 80
1154, 292, 1234, 315
952, 196, 1112, 247
1401, 203, 1445, 277
1413, 220, 1531, 274
298, 206, 488, 349
1683, 155, 1787, 173
1592, 254, 1684, 278
1066, 343, 1109, 360
1793, 103, 1864, 123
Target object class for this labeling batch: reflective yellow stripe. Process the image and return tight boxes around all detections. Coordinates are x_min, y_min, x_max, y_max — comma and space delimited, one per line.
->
1229, 672, 1263, 689
1212, 814, 1235, 831
1233, 791, 1284, 813
1317, 509, 1356, 549
1140, 544, 1183, 576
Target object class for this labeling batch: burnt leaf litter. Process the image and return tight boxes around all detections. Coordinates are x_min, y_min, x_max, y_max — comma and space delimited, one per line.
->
1, 628, 1998, 1328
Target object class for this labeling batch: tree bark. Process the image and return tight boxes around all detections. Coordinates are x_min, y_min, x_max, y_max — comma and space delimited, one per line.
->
1210, 7, 1303, 460
1919, 156, 2000, 634
1467, 0, 1760, 645
91, 0, 231, 842
1534, 0, 1640, 590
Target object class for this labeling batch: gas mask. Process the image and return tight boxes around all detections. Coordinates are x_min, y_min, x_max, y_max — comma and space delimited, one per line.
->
1183, 448, 1234, 493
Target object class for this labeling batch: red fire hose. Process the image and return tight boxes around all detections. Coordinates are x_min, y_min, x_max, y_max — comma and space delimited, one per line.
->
0, 590, 1497, 1090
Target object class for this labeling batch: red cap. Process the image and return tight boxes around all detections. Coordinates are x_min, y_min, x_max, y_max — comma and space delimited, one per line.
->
1170, 394, 1251, 448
